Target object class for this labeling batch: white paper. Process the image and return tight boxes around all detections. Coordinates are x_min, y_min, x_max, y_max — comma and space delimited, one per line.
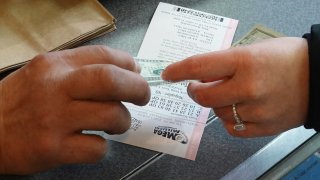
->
105, 2, 238, 160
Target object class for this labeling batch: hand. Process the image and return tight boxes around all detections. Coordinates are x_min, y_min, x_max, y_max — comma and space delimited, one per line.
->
162, 37, 309, 137
0, 45, 150, 174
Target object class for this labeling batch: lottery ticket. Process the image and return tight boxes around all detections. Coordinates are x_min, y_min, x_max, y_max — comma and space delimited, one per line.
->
105, 2, 238, 160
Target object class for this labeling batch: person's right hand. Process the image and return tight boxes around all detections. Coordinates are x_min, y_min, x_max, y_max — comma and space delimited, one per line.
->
162, 37, 309, 138
0, 45, 150, 174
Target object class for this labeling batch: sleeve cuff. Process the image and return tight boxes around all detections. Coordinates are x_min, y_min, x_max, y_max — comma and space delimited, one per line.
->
303, 24, 320, 131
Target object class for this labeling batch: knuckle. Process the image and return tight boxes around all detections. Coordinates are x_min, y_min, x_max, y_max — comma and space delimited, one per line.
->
27, 53, 51, 72
252, 107, 267, 121
31, 53, 46, 63
122, 55, 136, 70
235, 48, 265, 101
119, 108, 131, 133
103, 66, 117, 83
96, 45, 135, 70
96, 104, 123, 122
100, 104, 131, 134
136, 79, 151, 105
91, 65, 117, 90
235, 46, 256, 64
24, 53, 57, 82
192, 90, 210, 107
112, 106, 131, 133
242, 82, 261, 100
95, 45, 113, 58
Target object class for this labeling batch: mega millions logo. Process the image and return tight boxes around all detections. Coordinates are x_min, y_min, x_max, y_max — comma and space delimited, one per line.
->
153, 126, 188, 144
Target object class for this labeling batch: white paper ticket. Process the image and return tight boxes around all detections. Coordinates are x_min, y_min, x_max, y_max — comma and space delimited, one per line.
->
105, 2, 238, 160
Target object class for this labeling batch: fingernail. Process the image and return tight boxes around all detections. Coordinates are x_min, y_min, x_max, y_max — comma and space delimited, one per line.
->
160, 69, 167, 80
135, 60, 141, 73
187, 84, 196, 102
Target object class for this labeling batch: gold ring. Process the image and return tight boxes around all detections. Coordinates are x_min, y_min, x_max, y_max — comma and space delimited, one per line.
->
232, 104, 246, 131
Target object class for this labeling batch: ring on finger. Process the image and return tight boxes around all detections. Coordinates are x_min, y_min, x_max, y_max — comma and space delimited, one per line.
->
232, 104, 246, 131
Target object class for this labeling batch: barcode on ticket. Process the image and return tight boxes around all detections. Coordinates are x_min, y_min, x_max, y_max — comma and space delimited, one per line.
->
173, 7, 224, 22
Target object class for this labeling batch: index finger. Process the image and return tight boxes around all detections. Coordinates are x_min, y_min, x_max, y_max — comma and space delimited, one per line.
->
63, 64, 151, 106
161, 48, 241, 82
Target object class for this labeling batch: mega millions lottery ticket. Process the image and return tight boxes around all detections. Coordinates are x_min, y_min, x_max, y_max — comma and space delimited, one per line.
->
105, 2, 238, 160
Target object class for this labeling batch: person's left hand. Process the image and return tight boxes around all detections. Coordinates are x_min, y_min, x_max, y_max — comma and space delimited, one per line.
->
162, 37, 309, 137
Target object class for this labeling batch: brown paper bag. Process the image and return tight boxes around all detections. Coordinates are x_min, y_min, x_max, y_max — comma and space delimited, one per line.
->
0, 0, 116, 73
